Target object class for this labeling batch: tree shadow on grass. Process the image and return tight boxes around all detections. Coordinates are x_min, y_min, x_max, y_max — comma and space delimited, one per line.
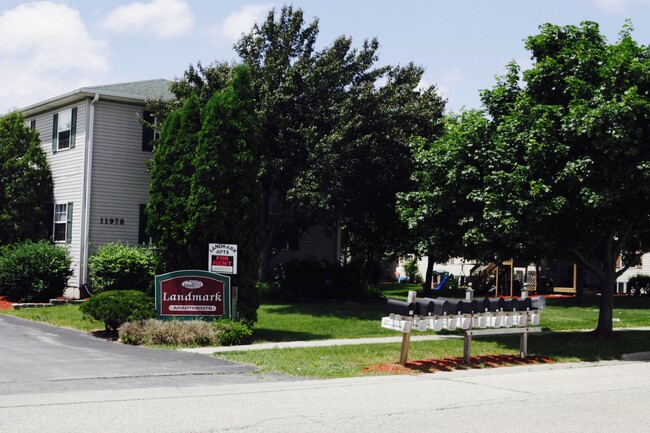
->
262, 301, 386, 321
462, 329, 650, 362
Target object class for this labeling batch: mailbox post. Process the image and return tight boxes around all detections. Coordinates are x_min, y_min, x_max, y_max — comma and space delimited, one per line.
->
399, 291, 417, 365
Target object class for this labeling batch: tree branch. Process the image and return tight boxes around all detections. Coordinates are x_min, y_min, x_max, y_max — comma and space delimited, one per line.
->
568, 247, 606, 282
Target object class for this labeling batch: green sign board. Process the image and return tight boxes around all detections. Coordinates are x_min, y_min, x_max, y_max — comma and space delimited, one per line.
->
155, 270, 231, 321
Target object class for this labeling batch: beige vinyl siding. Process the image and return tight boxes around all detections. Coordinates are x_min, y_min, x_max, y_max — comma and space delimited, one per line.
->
271, 226, 338, 266
31, 102, 87, 288
88, 101, 151, 250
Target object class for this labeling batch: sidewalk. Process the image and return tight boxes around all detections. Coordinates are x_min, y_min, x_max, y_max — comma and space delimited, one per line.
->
180, 334, 462, 354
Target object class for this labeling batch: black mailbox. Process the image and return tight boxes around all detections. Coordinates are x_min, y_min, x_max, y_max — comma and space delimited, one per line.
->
510, 297, 532, 311
459, 299, 480, 314
415, 299, 434, 316
387, 299, 415, 316
530, 296, 546, 310
482, 297, 505, 312
421, 297, 449, 315
439, 298, 463, 315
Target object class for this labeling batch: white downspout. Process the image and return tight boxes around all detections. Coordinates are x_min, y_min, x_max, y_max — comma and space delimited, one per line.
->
81, 93, 99, 292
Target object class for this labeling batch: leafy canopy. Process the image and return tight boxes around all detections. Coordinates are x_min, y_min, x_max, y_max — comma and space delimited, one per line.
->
0, 111, 53, 245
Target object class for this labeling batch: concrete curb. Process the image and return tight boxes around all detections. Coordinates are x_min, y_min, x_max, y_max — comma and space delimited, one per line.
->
621, 351, 650, 361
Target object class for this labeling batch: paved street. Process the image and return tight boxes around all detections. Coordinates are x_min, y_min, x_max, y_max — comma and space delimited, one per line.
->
2, 357, 650, 432
2, 314, 650, 432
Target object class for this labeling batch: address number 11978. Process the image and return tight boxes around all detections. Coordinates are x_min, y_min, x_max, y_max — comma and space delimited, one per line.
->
100, 218, 125, 225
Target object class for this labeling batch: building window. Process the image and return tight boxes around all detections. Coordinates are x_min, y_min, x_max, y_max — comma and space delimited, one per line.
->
52, 107, 77, 153
53, 202, 73, 243
29, 119, 36, 130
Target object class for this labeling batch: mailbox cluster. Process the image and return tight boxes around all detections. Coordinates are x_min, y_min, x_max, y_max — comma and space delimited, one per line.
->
381, 296, 545, 333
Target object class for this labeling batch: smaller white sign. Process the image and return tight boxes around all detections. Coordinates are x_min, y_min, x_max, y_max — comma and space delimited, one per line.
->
208, 243, 238, 275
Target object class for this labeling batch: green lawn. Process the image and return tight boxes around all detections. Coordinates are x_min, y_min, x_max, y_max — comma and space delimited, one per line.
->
253, 302, 396, 342
252, 294, 650, 343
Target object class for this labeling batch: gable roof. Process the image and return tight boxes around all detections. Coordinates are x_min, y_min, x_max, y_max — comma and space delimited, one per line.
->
20, 79, 174, 117
81, 79, 175, 100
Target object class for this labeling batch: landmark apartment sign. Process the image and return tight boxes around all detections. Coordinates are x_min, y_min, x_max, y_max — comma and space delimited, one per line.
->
155, 270, 231, 320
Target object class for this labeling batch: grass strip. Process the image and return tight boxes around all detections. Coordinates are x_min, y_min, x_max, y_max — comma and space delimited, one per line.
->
1, 304, 103, 332
218, 329, 650, 379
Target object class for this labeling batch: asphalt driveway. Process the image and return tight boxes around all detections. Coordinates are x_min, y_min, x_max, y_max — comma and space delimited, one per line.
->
0, 315, 297, 396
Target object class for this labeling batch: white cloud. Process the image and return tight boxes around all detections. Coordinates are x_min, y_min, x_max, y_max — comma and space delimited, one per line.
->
212, 3, 273, 42
0, 2, 109, 112
594, 0, 650, 14
442, 68, 464, 84
594, 0, 628, 14
102, 0, 194, 39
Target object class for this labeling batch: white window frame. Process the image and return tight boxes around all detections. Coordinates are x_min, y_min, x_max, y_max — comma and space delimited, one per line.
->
53, 203, 68, 242
56, 108, 72, 150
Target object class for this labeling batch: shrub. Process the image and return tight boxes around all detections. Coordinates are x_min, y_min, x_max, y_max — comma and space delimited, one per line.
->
403, 259, 422, 283
0, 240, 72, 302
88, 242, 155, 295
80, 290, 155, 331
118, 318, 252, 346
119, 319, 217, 346
212, 319, 253, 346
627, 275, 650, 296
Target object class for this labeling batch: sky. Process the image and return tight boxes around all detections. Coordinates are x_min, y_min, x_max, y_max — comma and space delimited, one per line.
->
1, 0, 650, 114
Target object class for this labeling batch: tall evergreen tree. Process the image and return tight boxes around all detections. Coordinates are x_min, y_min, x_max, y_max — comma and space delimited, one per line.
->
146, 94, 202, 272
0, 112, 53, 245
186, 65, 261, 322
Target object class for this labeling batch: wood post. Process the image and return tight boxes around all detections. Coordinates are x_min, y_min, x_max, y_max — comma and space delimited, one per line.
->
398, 291, 417, 366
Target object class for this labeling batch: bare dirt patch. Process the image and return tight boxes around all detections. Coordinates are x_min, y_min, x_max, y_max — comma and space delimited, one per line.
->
362, 355, 555, 375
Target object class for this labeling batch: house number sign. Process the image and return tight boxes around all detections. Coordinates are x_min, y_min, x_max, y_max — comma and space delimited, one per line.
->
100, 218, 125, 225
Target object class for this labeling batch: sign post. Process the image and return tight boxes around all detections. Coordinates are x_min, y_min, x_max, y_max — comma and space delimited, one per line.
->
155, 270, 231, 321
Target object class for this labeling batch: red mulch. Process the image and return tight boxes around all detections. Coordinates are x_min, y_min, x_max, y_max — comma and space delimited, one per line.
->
362, 355, 555, 375
0, 296, 14, 310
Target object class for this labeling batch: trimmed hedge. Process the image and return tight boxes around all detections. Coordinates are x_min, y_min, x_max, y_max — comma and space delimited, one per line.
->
88, 242, 155, 295
80, 290, 155, 331
0, 240, 72, 302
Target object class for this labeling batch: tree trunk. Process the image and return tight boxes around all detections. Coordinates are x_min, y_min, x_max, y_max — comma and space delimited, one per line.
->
575, 265, 585, 306
257, 184, 273, 282
422, 249, 434, 297
596, 271, 616, 333
258, 243, 273, 282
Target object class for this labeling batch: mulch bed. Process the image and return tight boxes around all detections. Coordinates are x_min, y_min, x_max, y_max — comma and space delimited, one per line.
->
0, 296, 14, 310
362, 355, 555, 375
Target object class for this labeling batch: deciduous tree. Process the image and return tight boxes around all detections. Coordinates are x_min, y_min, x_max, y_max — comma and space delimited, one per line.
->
405, 21, 650, 332
0, 111, 53, 245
